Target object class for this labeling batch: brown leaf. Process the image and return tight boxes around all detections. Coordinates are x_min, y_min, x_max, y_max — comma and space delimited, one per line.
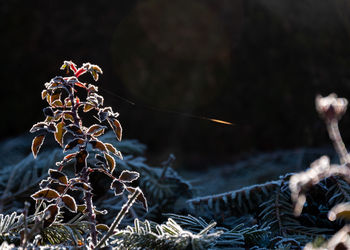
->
63, 113, 74, 123
329, 202, 350, 221
65, 124, 83, 135
119, 170, 139, 183
75, 150, 88, 174
110, 179, 125, 196
64, 152, 77, 162
104, 153, 116, 173
136, 189, 148, 211
108, 119, 122, 141
31, 188, 59, 201
61, 194, 77, 213
49, 93, 61, 105
54, 121, 66, 147
44, 204, 59, 227
89, 139, 107, 153
48, 182, 66, 194
64, 138, 84, 152
83, 104, 95, 113
41, 90, 48, 100
87, 124, 106, 137
96, 224, 109, 231
31, 134, 46, 159
71, 182, 91, 192
49, 169, 68, 184
105, 143, 123, 159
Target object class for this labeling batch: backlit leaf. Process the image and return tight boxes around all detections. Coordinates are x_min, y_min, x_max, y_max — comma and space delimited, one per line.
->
63, 113, 74, 123
31, 188, 59, 201
44, 204, 59, 227
108, 118, 122, 141
119, 170, 139, 183
87, 124, 106, 136
61, 194, 77, 213
65, 124, 83, 135
104, 153, 116, 173
96, 224, 109, 231
41, 90, 48, 100
49, 169, 68, 184
30, 122, 47, 133
64, 138, 84, 152
64, 152, 77, 162
89, 139, 107, 152
48, 182, 66, 194
31, 134, 46, 158
71, 182, 91, 192
136, 189, 148, 211
51, 99, 64, 108
111, 179, 125, 196
54, 121, 65, 147
105, 143, 123, 159
83, 103, 95, 112
49, 93, 61, 105
75, 150, 88, 174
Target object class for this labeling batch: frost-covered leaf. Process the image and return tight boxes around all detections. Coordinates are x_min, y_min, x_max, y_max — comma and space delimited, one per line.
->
111, 179, 125, 196
31, 188, 59, 201
49, 169, 68, 184
104, 153, 116, 173
108, 118, 122, 141
60, 194, 77, 213
90, 139, 107, 153
44, 204, 59, 227
64, 138, 84, 151
54, 121, 65, 147
329, 202, 350, 221
31, 134, 46, 158
119, 170, 139, 183
75, 150, 88, 174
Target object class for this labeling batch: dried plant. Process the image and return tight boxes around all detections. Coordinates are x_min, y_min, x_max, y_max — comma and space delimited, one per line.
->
289, 93, 350, 249
29, 61, 147, 247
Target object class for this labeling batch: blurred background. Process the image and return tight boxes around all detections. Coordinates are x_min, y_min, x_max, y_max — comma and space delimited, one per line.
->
2, 0, 350, 170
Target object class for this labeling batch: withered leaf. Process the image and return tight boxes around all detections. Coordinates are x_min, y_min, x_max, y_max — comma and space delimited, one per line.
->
136, 189, 148, 211
51, 99, 64, 108
31, 188, 59, 201
104, 153, 116, 173
61, 194, 77, 213
41, 90, 48, 100
49, 93, 61, 105
48, 182, 66, 194
65, 124, 83, 135
63, 113, 74, 123
64, 152, 77, 162
111, 179, 125, 196
87, 124, 106, 136
64, 138, 84, 152
31, 134, 46, 159
96, 224, 109, 231
105, 143, 123, 159
89, 139, 107, 153
71, 182, 91, 192
49, 169, 68, 184
108, 118, 122, 141
54, 121, 66, 147
75, 150, 88, 174
119, 170, 140, 183
83, 103, 95, 113
43, 204, 59, 228
30, 122, 47, 133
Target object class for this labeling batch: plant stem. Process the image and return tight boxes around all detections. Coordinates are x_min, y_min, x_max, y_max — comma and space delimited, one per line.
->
95, 188, 141, 249
81, 168, 97, 246
327, 120, 350, 164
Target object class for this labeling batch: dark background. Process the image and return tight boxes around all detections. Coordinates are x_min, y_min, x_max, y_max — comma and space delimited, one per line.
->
2, 0, 350, 169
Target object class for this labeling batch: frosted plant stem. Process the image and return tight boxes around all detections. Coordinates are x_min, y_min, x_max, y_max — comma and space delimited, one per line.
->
96, 188, 141, 249
327, 120, 350, 164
